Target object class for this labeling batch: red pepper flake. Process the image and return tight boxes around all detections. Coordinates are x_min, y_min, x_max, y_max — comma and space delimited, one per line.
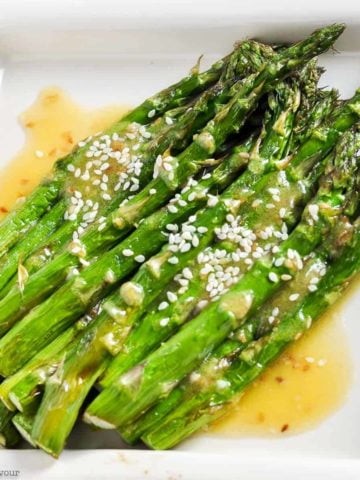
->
275, 376, 284, 383
0, 206, 8, 213
281, 424, 289, 433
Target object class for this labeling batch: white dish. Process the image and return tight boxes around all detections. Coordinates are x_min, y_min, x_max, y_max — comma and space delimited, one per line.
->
0, 1, 360, 478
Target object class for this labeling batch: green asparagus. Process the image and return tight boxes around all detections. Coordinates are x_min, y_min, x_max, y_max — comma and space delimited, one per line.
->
141, 216, 360, 449
83, 131, 359, 429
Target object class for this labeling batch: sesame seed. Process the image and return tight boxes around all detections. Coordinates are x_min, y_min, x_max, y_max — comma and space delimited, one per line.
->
269, 272, 279, 283
168, 205, 178, 214
289, 293, 300, 301
148, 109, 156, 118
281, 274, 292, 281
308, 204, 319, 222
149, 188, 157, 195
167, 291, 178, 303
207, 195, 218, 207
182, 267, 193, 280
160, 317, 170, 327
308, 284, 318, 292
168, 256, 179, 264
35, 150, 44, 158
122, 249, 134, 257
216, 379, 230, 389
158, 301, 169, 311
135, 255, 145, 263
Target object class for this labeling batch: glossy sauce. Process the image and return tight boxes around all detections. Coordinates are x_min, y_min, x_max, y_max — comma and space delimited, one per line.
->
0, 87, 129, 220
0, 87, 355, 438
211, 281, 357, 437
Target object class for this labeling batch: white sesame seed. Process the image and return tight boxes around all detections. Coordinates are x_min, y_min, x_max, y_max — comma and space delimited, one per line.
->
149, 188, 157, 195
182, 267, 193, 280
135, 255, 145, 263
216, 379, 230, 389
207, 195, 218, 207
281, 274, 292, 281
308, 204, 319, 222
289, 293, 300, 301
168, 256, 179, 264
148, 109, 156, 118
269, 272, 279, 283
274, 257, 284, 267
35, 150, 44, 158
122, 249, 134, 257
160, 317, 170, 327
308, 284, 318, 292
158, 301, 169, 311
167, 291, 178, 303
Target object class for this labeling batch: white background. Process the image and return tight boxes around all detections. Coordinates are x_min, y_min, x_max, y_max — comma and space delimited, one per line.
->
0, 1, 360, 478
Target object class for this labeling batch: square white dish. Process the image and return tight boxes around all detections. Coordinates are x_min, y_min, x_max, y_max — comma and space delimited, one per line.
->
0, 1, 360, 478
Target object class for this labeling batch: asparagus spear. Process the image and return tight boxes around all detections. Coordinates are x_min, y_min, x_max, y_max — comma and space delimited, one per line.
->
101, 87, 338, 388
12, 413, 36, 447
29, 124, 359, 458
0, 41, 277, 331
0, 77, 301, 413
119, 238, 340, 443
141, 216, 360, 449
0, 44, 261, 301
0, 51, 228, 259
0, 310, 96, 412
0, 25, 342, 373
83, 132, 359, 430
0, 421, 20, 448
0, 403, 13, 432
0, 200, 67, 296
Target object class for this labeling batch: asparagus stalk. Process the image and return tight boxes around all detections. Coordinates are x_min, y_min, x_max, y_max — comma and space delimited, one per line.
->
30, 125, 359, 458
0, 78, 302, 414
0, 44, 261, 302
141, 216, 360, 449
0, 41, 276, 333
0, 25, 342, 374
0, 311, 96, 412
0, 421, 20, 448
12, 413, 36, 447
101, 86, 338, 388
0, 403, 13, 432
119, 239, 339, 443
83, 132, 359, 429
0, 50, 228, 258
0, 200, 67, 296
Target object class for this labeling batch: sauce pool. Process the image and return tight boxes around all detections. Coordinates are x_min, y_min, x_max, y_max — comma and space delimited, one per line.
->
0, 86, 130, 220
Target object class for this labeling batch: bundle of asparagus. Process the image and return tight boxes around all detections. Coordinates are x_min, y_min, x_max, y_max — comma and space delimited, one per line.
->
0, 23, 359, 457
